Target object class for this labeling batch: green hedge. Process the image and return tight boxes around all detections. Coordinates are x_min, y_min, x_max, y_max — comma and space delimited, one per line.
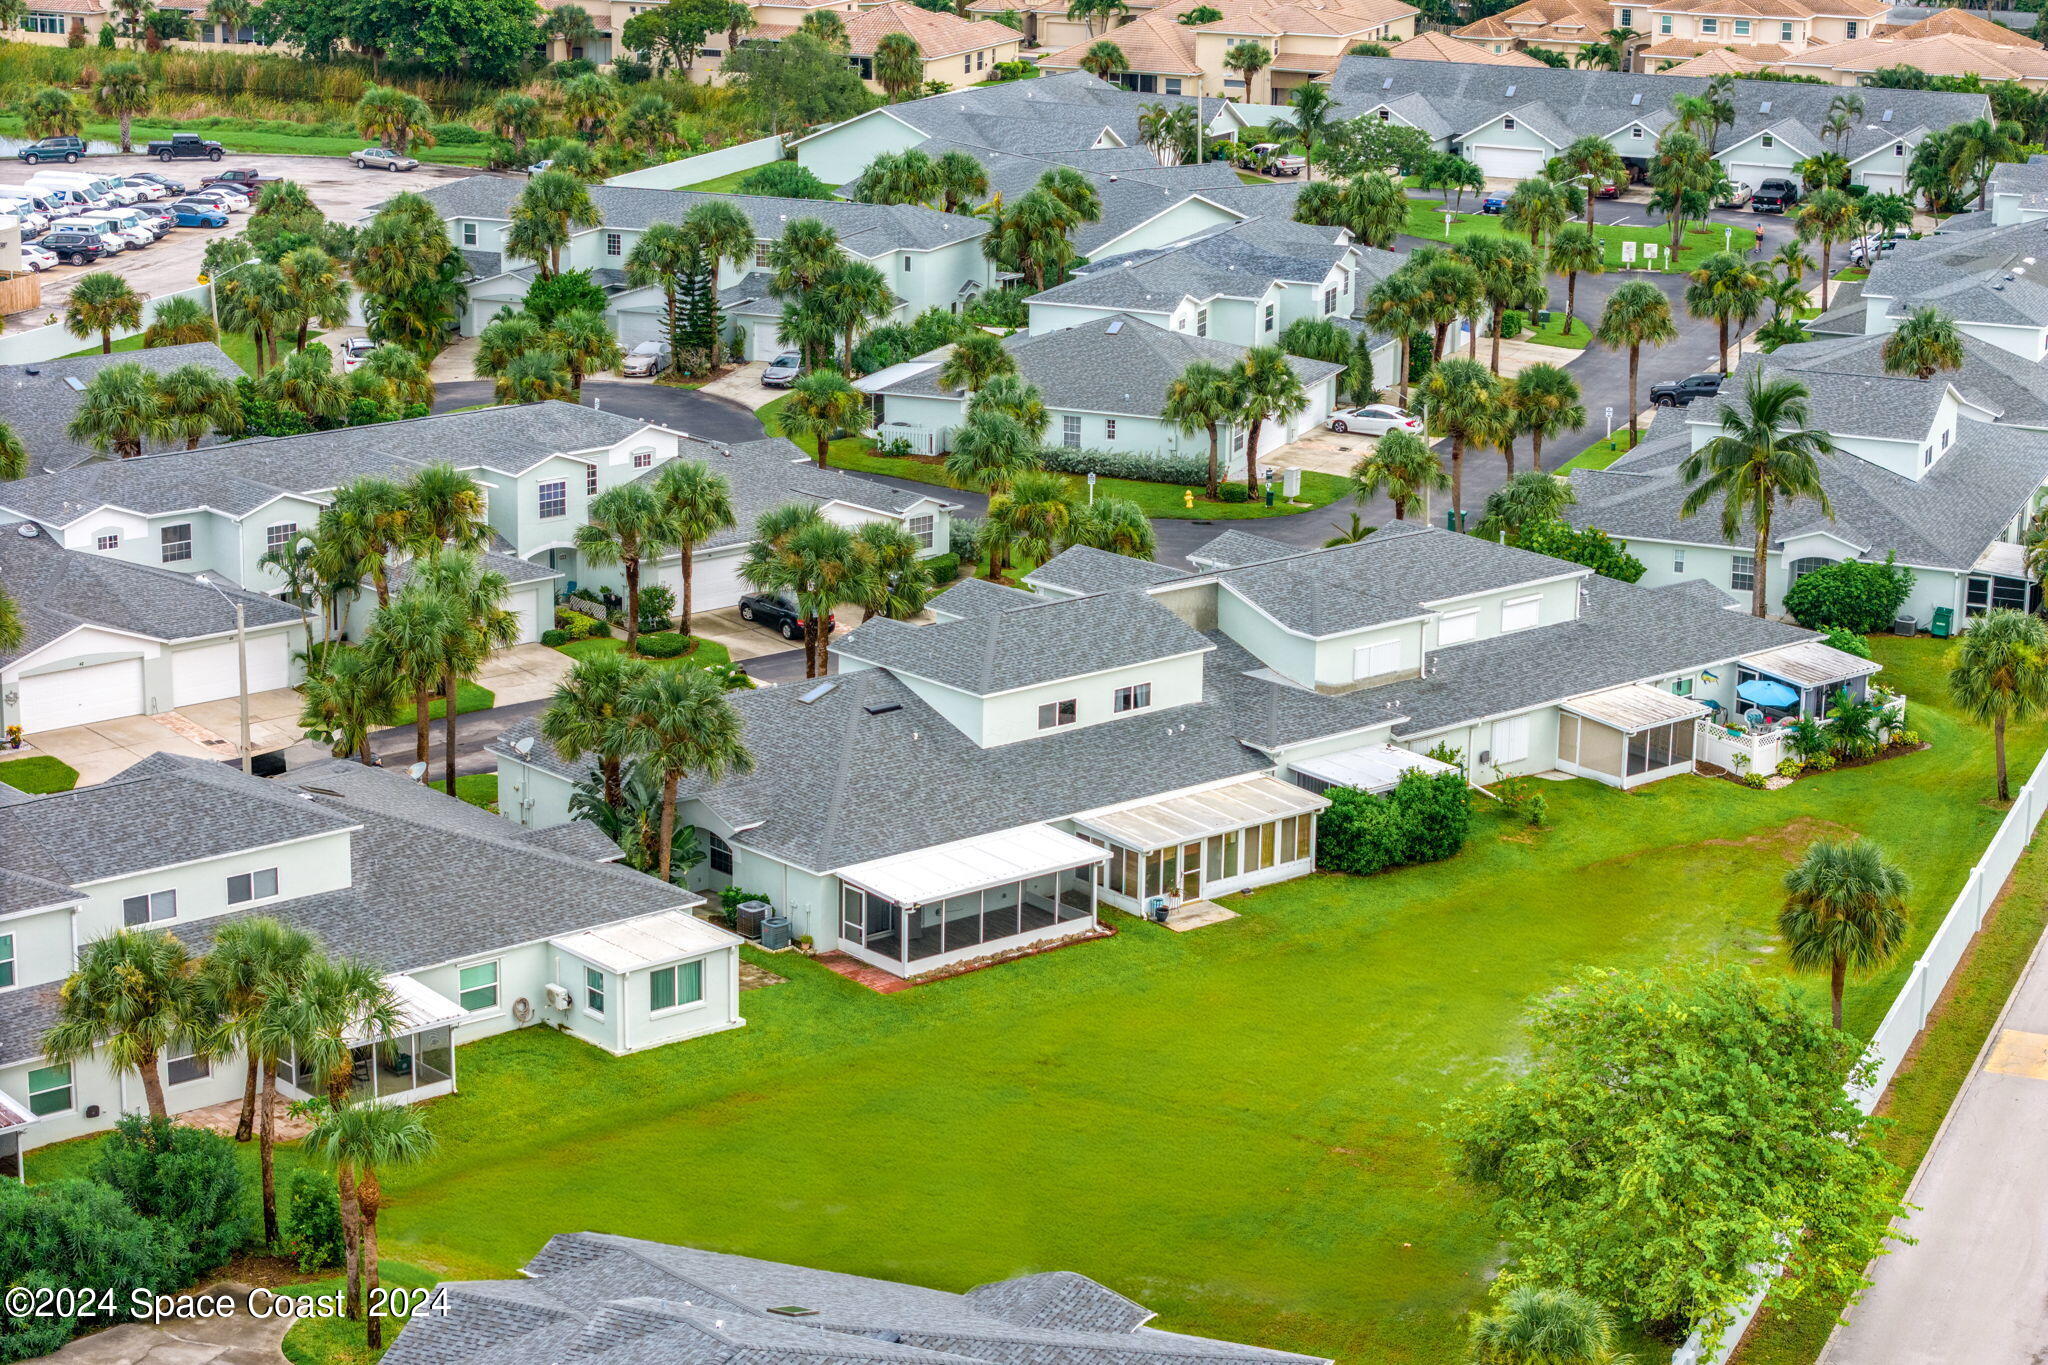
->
923, 552, 961, 583
1783, 556, 1915, 635
541, 628, 571, 647
638, 631, 690, 658
1316, 771, 1474, 877
1038, 445, 1210, 486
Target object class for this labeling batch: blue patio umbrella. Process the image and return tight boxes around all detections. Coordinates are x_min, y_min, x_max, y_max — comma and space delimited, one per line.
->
1737, 678, 1799, 709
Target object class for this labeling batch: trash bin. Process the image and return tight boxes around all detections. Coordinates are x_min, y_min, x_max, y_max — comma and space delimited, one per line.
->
760, 915, 792, 950
735, 900, 771, 939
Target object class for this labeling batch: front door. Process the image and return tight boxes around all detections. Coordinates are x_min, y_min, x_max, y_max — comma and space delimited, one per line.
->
1180, 841, 1201, 900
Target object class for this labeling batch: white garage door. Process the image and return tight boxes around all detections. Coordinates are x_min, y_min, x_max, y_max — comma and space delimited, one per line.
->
170, 636, 292, 706
748, 318, 789, 361
1859, 169, 1904, 196
689, 552, 751, 613
17, 659, 145, 733
511, 585, 545, 644
1469, 145, 1548, 180
1724, 162, 1779, 194
616, 311, 666, 351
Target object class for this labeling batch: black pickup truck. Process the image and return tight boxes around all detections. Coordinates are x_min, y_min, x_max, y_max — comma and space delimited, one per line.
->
1651, 373, 1724, 407
146, 132, 225, 162
202, 167, 280, 193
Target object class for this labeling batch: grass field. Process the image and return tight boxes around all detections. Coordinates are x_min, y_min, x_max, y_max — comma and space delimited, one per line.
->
681, 165, 764, 193
429, 774, 499, 810
1559, 427, 1641, 471
1404, 199, 1732, 272
1517, 312, 1592, 349
0, 115, 497, 165
553, 635, 735, 671
388, 682, 494, 726
64, 328, 263, 375
0, 754, 79, 793
28, 634, 2034, 1365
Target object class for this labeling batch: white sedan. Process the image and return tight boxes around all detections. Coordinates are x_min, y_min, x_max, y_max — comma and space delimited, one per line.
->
1327, 404, 1424, 437
20, 244, 56, 271
341, 336, 380, 372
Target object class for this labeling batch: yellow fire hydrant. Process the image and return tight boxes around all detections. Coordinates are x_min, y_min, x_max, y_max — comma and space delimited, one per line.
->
1184, 487, 1195, 509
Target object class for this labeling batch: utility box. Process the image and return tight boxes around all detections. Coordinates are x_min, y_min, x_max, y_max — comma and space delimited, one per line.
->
735, 900, 771, 939
760, 915, 792, 950
1281, 467, 1301, 499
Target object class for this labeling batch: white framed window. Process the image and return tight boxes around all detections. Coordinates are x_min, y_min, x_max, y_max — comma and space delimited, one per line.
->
1893, 142, 1905, 157
1104, 418, 1117, 439
27, 1063, 72, 1117
754, 242, 771, 266
1618, 6, 1630, 23
902, 254, 913, 271
1672, 676, 1694, 697
1492, 714, 1530, 765
166, 1041, 210, 1086
160, 522, 192, 563
1377, 108, 1391, 123
1761, 134, 1774, 149
96, 531, 121, 551
227, 867, 278, 904
458, 961, 499, 1012
1500, 595, 1541, 632
1437, 609, 1479, 645
1701, 17, 1717, 32
1165, 77, 1182, 95
605, 231, 622, 257
1673, 549, 1685, 572
1846, 19, 1857, 37
1781, 20, 1793, 40
1942, 427, 1952, 450
539, 479, 567, 518
1062, 415, 1082, 448
650, 960, 704, 1013
1660, 14, 1672, 32
1195, 307, 1208, 337
907, 513, 935, 549
1324, 287, 1337, 315
1503, 116, 1517, 130
1731, 553, 1756, 592
0, 932, 12, 989
1114, 682, 1151, 712
963, 52, 972, 71
585, 464, 599, 495
1734, 19, 1749, 34
1353, 639, 1400, 680
707, 832, 734, 875
1037, 698, 1077, 729
584, 966, 605, 1016
462, 221, 477, 245
267, 521, 298, 552
122, 889, 177, 925
632, 448, 655, 469
1632, 126, 1644, 139
1263, 302, 1275, 332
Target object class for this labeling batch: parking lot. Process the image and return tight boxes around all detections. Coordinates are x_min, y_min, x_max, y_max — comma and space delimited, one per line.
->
0, 152, 503, 329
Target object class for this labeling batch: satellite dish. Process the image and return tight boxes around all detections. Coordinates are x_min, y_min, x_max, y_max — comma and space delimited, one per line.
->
513, 737, 535, 756
407, 761, 428, 782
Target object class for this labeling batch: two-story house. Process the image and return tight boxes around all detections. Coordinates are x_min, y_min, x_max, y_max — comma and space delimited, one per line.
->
0, 343, 248, 476
1451, 0, 1891, 69
0, 754, 743, 1165
494, 522, 1846, 981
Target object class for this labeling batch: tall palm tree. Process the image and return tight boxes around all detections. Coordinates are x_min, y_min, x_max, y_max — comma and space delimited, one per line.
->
575, 483, 674, 653
767, 217, 844, 299
68, 363, 171, 459
354, 344, 436, 410
1548, 135, 1628, 229
44, 929, 199, 1121
365, 587, 464, 764
305, 1103, 437, 1350
677, 201, 756, 367
1547, 223, 1604, 332
1502, 176, 1580, 250
990, 469, 1075, 568
355, 86, 434, 154
1506, 363, 1584, 472
1067, 496, 1156, 559
328, 475, 415, 607
155, 363, 245, 451
1335, 172, 1408, 251
1463, 237, 1545, 376
298, 644, 401, 762
1416, 356, 1501, 524
544, 308, 621, 396
1065, 0, 1128, 37
198, 916, 313, 1147
1949, 608, 2048, 803
1079, 39, 1128, 80
851, 520, 936, 620
1233, 345, 1307, 495
1363, 269, 1427, 406
873, 30, 925, 101
651, 460, 736, 637
967, 373, 1049, 441
1349, 430, 1447, 522
508, 170, 601, 278
90, 60, 149, 153
623, 668, 755, 880
1882, 307, 1965, 380
944, 412, 1040, 576
1686, 250, 1765, 375
1949, 116, 2024, 209
64, 271, 144, 354
543, 649, 650, 811
1478, 468, 1576, 543
1822, 93, 1865, 154
1416, 249, 1483, 363
1163, 359, 1240, 498
1796, 187, 1859, 311
816, 260, 895, 374
216, 262, 293, 376
1468, 1284, 1629, 1364
1779, 837, 1910, 1031
403, 464, 489, 557
1648, 129, 1717, 254
778, 371, 866, 468
934, 150, 989, 214
270, 344, 351, 425
1289, 82, 1338, 181
739, 508, 865, 674
1678, 370, 1835, 618
1595, 280, 1676, 443
278, 246, 349, 352
489, 92, 544, 158
0, 584, 21, 655
938, 332, 1015, 394
1223, 40, 1270, 97
624, 224, 697, 378
210, 921, 321, 1250
411, 552, 520, 793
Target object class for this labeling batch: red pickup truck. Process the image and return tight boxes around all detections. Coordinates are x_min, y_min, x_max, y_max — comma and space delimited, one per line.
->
200, 167, 281, 194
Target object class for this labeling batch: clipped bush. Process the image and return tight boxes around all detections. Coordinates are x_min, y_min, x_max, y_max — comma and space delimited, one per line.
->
638, 631, 690, 658
923, 552, 961, 583
1494, 309, 1527, 339
541, 628, 571, 647
0, 1179, 174, 1360
1216, 483, 1252, 503
1517, 518, 1645, 582
637, 582, 676, 627
736, 160, 835, 200
555, 609, 601, 640
1783, 555, 1915, 634
962, 286, 1031, 329
1316, 770, 1473, 876
588, 617, 613, 638
1823, 625, 1873, 659
1037, 445, 1209, 486
90, 1115, 247, 1283
281, 1168, 346, 1273
429, 122, 485, 145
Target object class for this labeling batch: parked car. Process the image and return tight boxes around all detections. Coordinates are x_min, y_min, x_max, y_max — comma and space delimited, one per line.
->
131, 171, 187, 195
621, 340, 672, 377
201, 167, 278, 195
1243, 143, 1306, 176
526, 158, 554, 175
39, 230, 107, 265
1751, 179, 1800, 213
341, 337, 381, 371
1594, 181, 1625, 200
0, 200, 50, 234
739, 590, 829, 641
147, 132, 225, 162
352, 147, 419, 172
18, 136, 85, 164
109, 176, 165, 201
20, 244, 57, 271
135, 210, 175, 239
1651, 373, 1723, 407
1479, 194, 1507, 214
1326, 404, 1424, 437
761, 351, 803, 387
1717, 185, 1753, 210
180, 188, 248, 214
171, 202, 230, 228
1847, 237, 1899, 266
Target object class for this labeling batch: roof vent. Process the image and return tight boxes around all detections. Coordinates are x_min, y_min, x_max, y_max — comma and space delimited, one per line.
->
797, 681, 838, 704
64, 376, 85, 391
863, 702, 903, 716
768, 1308, 820, 1318
300, 786, 344, 797
15, 523, 40, 537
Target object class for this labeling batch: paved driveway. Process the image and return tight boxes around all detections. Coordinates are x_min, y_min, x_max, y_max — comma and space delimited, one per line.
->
699, 362, 782, 410
20, 1282, 288, 1365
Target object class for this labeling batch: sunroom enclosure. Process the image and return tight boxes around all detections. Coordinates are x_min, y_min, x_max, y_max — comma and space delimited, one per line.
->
284, 975, 464, 1107
1075, 776, 1330, 915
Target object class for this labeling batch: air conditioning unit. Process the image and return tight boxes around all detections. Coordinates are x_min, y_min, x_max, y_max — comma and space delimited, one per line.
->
543, 983, 572, 1012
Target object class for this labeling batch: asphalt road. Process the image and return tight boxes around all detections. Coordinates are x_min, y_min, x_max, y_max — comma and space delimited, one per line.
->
1817, 922, 2048, 1365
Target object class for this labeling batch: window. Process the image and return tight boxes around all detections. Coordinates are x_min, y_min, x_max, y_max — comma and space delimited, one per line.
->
632, 448, 655, 469
122, 890, 177, 925
1618, 6, 1630, 23
1846, 20, 1857, 37
1195, 307, 1208, 337
1761, 134, 1774, 149
585, 464, 599, 495
1781, 20, 1794, 40
1734, 19, 1750, 35
160, 522, 192, 563
604, 232, 622, 257
650, 960, 704, 1012
1503, 116, 1517, 130
166, 1042, 210, 1086
1500, 595, 1541, 632
457, 961, 499, 1012
1731, 553, 1756, 592
1660, 14, 1671, 33
1893, 142, 1904, 157
707, 832, 734, 875
462, 222, 477, 246
1263, 302, 1275, 332
1037, 698, 1077, 729
227, 867, 278, 904
1104, 418, 1117, 440
1324, 287, 1337, 315
267, 522, 298, 552
584, 966, 605, 1016
1353, 639, 1400, 680
1700, 17, 1717, 32
1672, 676, 1694, 697
1437, 609, 1479, 645
1164, 77, 1182, 95
1672, 549, 1685, 572
1632, 125, 1644, 139
0, 932, 12, 989
1788, 556, 1835, 583
1062, 414, 1082, 448
1114, 683, 1151, 713
1942, 427, 1952, 450
96, 531, 121, 551
754, 242, 771, 266
907, 513, 935, 549
964, 52, 972, 71
27, 1063, 71, 1117
902, 255, 912, 271
539, 479, 567, 518
1377, 108, 1391, 123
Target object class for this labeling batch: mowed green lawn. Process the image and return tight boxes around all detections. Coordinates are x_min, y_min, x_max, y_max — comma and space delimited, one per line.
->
28, 637, 2036, 1365
1403, 197, 1739, 272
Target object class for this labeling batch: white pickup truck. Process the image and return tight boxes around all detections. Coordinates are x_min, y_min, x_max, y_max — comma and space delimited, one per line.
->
1245, 143, 1307, 176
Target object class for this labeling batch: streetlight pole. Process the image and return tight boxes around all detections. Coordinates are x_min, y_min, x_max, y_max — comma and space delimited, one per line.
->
196, 575, 252, 774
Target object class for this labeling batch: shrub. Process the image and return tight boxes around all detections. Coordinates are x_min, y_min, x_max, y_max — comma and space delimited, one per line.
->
1810, 751, 1838, 770
1316, 770, 1473, 876
638, 631, 690, 658
1742, 771, 1770, 788
429, 122, 485, 145
0, 1178, 174, 1359
541, 628, 571, 647
612, 56, 653, 83
736, 160, 835, 200
281, 1168, 346, 1273
923, 552, 961, 583
1516, 518, 1646, 582
1776, 758, 1803, 778
1782, 555, 1915, 634
962, 286, 1031, 329
717, 885, 773, 926
555, 609, 600, 640
1215, 482, 1252, 502
636, 582, 676, 626
1494, 309, 1527, 339
1037, 445, 1210, 486
1897, 729, 1922, 747
1823, 624, 1874, 658
91, 1115, 247, 1283
588, 617, 612, 638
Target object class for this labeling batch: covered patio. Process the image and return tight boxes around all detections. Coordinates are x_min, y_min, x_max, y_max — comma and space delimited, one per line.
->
1074, 775, 1329, 915
1559, 684, 1707, 789
1735, 640, 1882, 723
1286, 743, 1461, 796
833, 824, 1106, 977
285, 975, 464, 1108
0, 1091, 28, 1182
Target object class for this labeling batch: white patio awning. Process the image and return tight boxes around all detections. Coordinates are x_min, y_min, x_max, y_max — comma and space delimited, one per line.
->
1974, 540, 2030, 578
835, 823, 1107, 909
553, 909, 740, 973
1564, 684, 1709, 733
1288, 743, 1459, 794
1073, 775, 1329, 853
1741, 640, 1882, 688
346, 974, 468, 1047
0, 1088, 31, 1133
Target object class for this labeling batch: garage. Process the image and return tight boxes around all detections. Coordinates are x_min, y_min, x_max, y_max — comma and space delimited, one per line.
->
1723, 162, 1782, 194
1467, 144, 1549, 180
671, 549, 751, 614
745, 317, 789, 362
615, 307, 666, 352
1859, 169, 1905, 196
170, 635, 292, 706
16, 658, 145, 733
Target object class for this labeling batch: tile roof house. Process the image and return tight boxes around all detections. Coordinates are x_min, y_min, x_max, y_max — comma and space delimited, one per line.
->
1450, 0, 1614, 60
1387, 29, 1547, 64
0, 342, 245, 475
838, 1, 1026, 88
497, 520, 1838, 980
0, 755, 742, 1165
1738, 28, 2048, 83
387, 1234, 1331, 1365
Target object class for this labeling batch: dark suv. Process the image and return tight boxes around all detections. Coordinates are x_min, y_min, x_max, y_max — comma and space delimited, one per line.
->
39, 230, 106, 265
1651, 373, 1723, 407
18, 135, 85, 164
738, 590, 830, 641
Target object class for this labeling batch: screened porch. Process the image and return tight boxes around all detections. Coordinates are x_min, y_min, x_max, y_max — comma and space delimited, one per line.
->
1559, 684, 1707, 790
1074, 775, 1329, 914
283, 975, 464, 1108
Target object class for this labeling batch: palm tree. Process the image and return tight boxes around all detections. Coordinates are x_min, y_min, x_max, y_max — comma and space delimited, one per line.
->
1595, 281, 1676, 443
216, 262, 293, 376
967, 373, 1049, 441
489, 92, 544, 159
1163, 359, 1240, 498
0, 422, 27, 481
550, 308, 624, 394
498, 349, 577, 406
155, 363, 244, 451
1289, 83, 1338, 181
20, 86, 82, 142
677, 200, 756, 368
508, 170, 601, 278
355, 85, 435, 155
1079, 39, 1128, 80
1678, 370, 1835, 618
575, 483, 674, 653
1547, 224, 1604, 331
1478, 469, 1576, 543
1950, 116, 2024, 209
1883, 307, 1964, 380
990, 469, 1075, 569
650, 460, 736, 637
366, 587, 465, 766
270, 344, 351, 424
623, 668, 755, 880
278, 246, 349, 352
68, 362, 171, 459
1822, 93, 1865, 154
779, 371, 866, 467
766, 218, 843, 294
1068, 496, 1156, 558
623, 225, 696, 376
1223, 40, 1270, 97
198, 916, 313, 1148
204, 0, 252, 38
739, 507, 853, 673
1686, 251, 1765, 375
874, 30, 925, 101
1416, 248, 1483, 363
306, 1103, 436, 1350
938, 332, 1015, 394
1363, 269, 1427, 406
1065, 0, 1128, 37
65, 271, 143, 354
1506, 364, 1584, 472
142, 295, 217, 349
1233, 345, 1306, 496
1502, 176, 1579, 250
945, 413, 1040, 574
1771, 241, 1813, 286
1796, 187, 1859, 311
934, 150, 989, 213
543, 649, 649, 811
397, 464, 486, 560
298, 645, 400, 762
89, 59, 149, 153
1463, 236, 1545, 375
44, 929, 198, 1121
1350, 430, 1447, 522
1549, 136, 1628, 229
354, 343, 436, 411
1336, 172, 1408, 250
1949, 608, 2048, 803
1648, 129, 1717, 254
1416, 357, 1500, 523
816, 260, 896, 374
1797, 151, 1851, 192
1468, 1285, 1629, 1364
0, 584, 20, 655
851, 520, 936, 620
1778, 837, 1910, 1031
543, 1, 601, 55
411, 551, 520, 794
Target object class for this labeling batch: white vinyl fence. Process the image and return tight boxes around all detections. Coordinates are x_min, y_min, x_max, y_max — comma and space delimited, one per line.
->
0, 282, 212, 366
604, 134, 785, 189
1675, 739, 2048, 1365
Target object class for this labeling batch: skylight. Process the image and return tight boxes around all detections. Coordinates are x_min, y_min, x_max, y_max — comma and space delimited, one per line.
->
1759, 100, 1771, 113
1881, 109, 1894, 122
64, 376, 85, 391
797, 682, 838, 704
1106, 319, 1123, 333
1630, 91, 1642, 106
1503, 84, 1516, 97
1381, 76, 1393, 89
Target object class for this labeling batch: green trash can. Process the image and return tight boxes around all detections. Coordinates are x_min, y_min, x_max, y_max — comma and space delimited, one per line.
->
1930, 606, 1955, 639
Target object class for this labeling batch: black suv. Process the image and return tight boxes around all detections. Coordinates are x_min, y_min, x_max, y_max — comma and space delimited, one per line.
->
738, 590, 831, 641
1651, 373, 1723, 407
39, 230, 106, 265
1751, 179, 1801, 213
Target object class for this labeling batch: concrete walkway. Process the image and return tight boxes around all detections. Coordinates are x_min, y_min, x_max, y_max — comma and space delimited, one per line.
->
27, 1283, 290, 1365
698, 362, 780, 410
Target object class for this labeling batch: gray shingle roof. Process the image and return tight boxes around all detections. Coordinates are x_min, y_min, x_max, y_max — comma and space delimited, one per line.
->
639, 438, 952, 552
1186, 530, 1295, 569
0, 525, 304, 668
929, 576, 1041, 618
1031, 217, 1370, 314
1735, 330, 2048, 430
0, 342, 244, 474
1026, 545, 1185, 594
1860, 214, 2048, 326
386, 1232, 1328, 1365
